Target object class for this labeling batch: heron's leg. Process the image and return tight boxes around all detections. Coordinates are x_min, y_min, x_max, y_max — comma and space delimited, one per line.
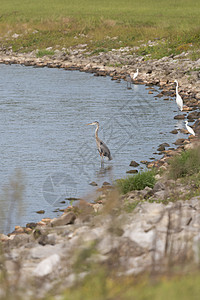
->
100, 154, 104, 167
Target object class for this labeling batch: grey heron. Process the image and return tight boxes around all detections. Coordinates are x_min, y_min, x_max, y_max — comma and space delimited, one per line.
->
87, 121, 112, 162
185, 120, 195, 136
126, 74, 132, 89
174, 80, 183, 111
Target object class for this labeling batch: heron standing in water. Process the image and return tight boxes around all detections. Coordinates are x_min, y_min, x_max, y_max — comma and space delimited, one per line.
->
126, 74, 132, 89
87, 121, 112, 163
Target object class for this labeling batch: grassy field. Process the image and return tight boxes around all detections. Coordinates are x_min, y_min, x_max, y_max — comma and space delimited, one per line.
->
0, 0, 200, 57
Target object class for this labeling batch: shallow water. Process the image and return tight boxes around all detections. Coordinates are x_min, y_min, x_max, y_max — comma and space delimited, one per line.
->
0, 64, 185, 233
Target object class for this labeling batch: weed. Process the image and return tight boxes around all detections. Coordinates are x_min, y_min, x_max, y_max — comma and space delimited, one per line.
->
116, 170, 156, 194
169, 147, 200, 180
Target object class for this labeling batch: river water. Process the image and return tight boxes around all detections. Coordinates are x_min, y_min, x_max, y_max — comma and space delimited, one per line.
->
0, 64, 185, 233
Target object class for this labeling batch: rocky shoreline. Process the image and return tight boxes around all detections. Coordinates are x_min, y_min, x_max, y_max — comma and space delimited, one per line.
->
0, 47, 200, 298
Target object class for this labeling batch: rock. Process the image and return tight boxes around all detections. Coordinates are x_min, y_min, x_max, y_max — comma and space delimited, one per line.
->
153, 190, 167, 200
89, 181, 98, 186
51, 212, 76, 227
37, 221, 47, 226
26, 222, 37, 229
38, 233, 57, 246
187, 111, 200, 120
170, 129, 178, 134
0, 234, 9, 241
161, 142, 170, 147
24, 227, 33, 234
173, 138, 186, 145
33, 254, 60, 277
140, 186, 154, 199
8, 233, 30, 248
41, 218, 52, 224
30, 244, 63, 259
123, 219, 155, 249
126, 170, 138, 174
102, 181, 111, 186
36, 210, 45, 214
153, 182, 165, 192
140, 160, 149, 165
174, 115, 185, 120
157, 145, 165, 151
129, 160, 139, 167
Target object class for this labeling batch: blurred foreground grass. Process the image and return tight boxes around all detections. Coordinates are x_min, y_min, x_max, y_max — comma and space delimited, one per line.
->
61, 269, 200, 300
0, 0, 200, 58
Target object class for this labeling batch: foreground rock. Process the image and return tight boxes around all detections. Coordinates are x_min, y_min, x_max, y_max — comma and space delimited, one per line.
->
1, 182, 200, 298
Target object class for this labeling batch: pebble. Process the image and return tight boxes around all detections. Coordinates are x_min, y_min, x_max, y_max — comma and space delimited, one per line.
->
129, 160, 139, 167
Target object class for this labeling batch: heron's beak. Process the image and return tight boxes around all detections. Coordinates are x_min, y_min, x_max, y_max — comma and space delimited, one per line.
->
86, 122, 94, 126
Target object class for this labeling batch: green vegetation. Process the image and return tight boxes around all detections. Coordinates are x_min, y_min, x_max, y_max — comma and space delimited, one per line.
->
36, 49, 55, 57
116, 170, 156, 194
0, 0, 199, 58
169, 147, 200, 179
61, 269, 200, 300
124, 200, 140, 212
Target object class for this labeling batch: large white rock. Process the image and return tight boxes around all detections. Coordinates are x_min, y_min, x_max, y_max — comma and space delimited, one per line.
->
33, 254, 60, 277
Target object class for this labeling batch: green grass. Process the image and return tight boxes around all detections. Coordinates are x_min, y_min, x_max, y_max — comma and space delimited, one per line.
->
169, 147, 200, 180
61, 270, 200, 300
116, 170, 156, 194
36, 49, 55, 57
0, 0, 199, 57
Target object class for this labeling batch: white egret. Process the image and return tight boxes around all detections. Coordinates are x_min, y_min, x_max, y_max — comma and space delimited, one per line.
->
174, 80, 183, 111
131, 69, 139, 80
185, 120, 195, 136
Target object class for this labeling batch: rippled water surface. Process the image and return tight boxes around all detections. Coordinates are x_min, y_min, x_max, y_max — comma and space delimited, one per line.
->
0, 64, 185, 232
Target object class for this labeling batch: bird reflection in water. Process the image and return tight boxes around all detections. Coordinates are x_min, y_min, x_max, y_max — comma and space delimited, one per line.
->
96, 165, 113, 178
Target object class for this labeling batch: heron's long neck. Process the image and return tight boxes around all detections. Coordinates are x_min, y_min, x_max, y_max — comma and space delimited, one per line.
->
95, 124, 99, 140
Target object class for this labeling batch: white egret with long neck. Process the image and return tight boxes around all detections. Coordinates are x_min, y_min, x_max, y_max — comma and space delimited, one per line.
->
87, 121, 112, 162
174, 80, 183, 111
185, 120, 195, 136
131, 68, 139, 80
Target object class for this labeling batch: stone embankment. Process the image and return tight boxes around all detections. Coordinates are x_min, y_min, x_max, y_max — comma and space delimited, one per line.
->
0, 46, 200, 99
0, 47, 200, 298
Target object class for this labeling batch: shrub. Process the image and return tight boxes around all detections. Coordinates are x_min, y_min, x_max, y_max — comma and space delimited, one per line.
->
169, 147, 200, 179
116, 170, 156, 194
